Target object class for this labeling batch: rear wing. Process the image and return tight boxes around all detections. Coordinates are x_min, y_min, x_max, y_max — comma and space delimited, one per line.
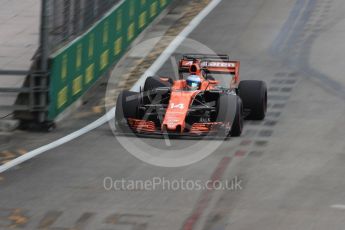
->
178, 54, 240, 84
182, 54, 230, 61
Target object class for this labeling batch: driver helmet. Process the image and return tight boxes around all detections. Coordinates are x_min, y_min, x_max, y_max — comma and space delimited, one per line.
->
186, 75, 202, 90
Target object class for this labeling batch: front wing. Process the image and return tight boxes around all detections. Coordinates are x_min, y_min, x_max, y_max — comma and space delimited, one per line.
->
117, 118, 231, 138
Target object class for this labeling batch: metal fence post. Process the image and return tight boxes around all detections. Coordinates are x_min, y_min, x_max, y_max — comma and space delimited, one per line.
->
38, 0, 50, 122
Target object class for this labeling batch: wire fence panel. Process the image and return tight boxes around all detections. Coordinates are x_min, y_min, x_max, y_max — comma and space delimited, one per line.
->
49, 0, 122, 51
48, 0, 172, 120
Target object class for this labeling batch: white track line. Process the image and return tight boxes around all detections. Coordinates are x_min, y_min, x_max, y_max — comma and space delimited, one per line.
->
0, 108, 115, 173
0, 0, 223, 174
331, 204, 345, 210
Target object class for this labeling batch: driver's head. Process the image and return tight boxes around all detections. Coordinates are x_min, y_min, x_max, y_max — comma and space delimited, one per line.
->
186, 75, 202, 90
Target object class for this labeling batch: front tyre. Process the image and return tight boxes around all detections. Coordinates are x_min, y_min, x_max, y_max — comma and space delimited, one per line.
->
115, 91, 140, 133
216, 94, 238, 137
230, 97, 243, 137
143, 76, 173, 92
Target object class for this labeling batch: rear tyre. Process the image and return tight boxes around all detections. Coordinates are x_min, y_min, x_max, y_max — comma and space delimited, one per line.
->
238, 80, 267, 120
115, 91, 140, 133
143, 76, 173, 92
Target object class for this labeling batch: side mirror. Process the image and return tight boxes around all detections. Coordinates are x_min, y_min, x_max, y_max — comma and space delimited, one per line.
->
160, 77, 170, 82
155, 87, 171, 94
208, 80, 219, 84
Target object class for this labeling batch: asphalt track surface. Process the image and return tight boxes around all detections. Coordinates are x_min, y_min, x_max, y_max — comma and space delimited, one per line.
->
1, 0, 345, 229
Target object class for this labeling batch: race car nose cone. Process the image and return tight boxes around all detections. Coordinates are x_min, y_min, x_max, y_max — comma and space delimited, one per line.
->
165, 119, 180, 130
167, 124, 175, 129
164, 123, 182, 133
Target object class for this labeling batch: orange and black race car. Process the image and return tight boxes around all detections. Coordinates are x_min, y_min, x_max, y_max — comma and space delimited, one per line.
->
115, 54, 267, 137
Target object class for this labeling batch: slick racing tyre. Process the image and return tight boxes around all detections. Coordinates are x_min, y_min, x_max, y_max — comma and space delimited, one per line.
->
143, 76, 173, 92
230, 97, 244, 137
238, 80, 267, 120
216, 94, 238, 137
115, 90, 140, 133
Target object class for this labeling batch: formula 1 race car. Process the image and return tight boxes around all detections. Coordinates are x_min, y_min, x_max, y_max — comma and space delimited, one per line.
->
115, 54, 267, 137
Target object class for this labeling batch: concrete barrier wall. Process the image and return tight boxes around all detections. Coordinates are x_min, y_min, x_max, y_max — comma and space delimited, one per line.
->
48, 0, 171, 120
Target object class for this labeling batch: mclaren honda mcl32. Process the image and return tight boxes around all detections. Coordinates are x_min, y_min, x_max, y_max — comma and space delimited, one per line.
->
115, 54, 267, 137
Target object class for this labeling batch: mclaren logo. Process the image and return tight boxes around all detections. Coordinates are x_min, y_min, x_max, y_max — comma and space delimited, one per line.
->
207, 62, 236, 68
